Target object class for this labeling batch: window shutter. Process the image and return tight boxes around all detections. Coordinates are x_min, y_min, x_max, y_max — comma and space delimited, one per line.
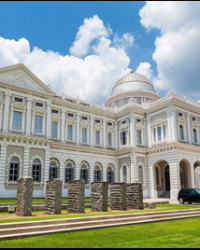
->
17, 163, 20, 180
85, 169, 88, 184
39, 165, 41, 183
71, 168, 74, 181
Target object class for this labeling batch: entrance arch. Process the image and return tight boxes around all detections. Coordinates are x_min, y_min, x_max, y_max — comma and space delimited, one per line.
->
153, 160, 170, 198
194, 162, 200, 189
179, 159, 192, 189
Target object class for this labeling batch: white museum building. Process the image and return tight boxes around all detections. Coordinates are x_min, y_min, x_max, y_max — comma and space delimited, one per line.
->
0, 63, 200, 199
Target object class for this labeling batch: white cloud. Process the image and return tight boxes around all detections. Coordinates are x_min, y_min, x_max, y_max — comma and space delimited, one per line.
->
135, 62, 153, 81
0, 15, 133, 104
69, 15, 112, 57
139, 1, 200, 97
113, 33, 134, 48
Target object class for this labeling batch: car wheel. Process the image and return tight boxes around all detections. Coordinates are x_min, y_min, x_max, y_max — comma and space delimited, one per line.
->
179, 198, 184, 204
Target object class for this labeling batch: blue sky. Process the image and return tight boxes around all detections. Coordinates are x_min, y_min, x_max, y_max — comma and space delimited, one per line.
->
0, 1, 199, 104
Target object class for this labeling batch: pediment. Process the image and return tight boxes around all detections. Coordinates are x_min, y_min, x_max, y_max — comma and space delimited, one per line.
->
0, 64, 54, 95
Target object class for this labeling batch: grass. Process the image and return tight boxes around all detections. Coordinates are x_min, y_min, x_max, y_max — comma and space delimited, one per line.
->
0, 216, 200, 248
0, 198, 91, 203
0, 204, 199, 224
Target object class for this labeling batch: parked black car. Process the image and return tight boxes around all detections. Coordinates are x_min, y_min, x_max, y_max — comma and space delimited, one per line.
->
178, 188, 200, 204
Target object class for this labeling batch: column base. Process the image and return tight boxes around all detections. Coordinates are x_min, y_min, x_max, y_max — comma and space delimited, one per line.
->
170, 189, 179, 200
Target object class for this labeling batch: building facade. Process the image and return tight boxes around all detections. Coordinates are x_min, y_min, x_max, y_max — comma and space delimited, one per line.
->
0, 64, 200, 199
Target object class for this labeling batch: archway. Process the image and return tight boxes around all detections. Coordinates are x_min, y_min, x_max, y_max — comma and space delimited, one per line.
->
153, 160, 170, 198
194, 162, 200, 189
179, 159, 191, 189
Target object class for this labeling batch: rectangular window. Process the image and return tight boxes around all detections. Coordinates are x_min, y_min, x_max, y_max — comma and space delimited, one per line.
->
65, 168, 73, 183
122, 120, 126, 125
13, 111, 22, 131
163, 125, 166, 140
94, 170, 101, 182
34, 115, 43, 134
9, 163, 19, 181
107, 122, 112, 126
178, 112, 183, 117
136, 119, 141, 123
108, 133, 112, 147
107, 171, 114, 184
14, 97, 23, 103
80, 169, 88, 184
137, 129, 142, 145
67, 113, 74, 117
95, 119, 101, 124
35, 102, 43, 108
82, 116, 88, 121
52, 109, 59, 114
120, 131, 127, 145
49, 167, 58, 180
82, 128, 87, 143
157, 126, 162, 142
32, 164, 41, 182
67, 125, 73, 141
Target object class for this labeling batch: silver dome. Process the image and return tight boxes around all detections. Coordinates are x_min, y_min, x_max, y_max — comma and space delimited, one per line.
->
110, 72, 156, 96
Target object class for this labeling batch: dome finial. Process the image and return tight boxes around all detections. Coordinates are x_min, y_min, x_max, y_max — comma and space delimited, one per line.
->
130, 70, 134, 73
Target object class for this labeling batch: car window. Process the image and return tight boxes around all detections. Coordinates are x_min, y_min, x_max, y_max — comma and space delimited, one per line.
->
184, 189, 190, 194
196, 190, 200, 194
190, 189, 196, 194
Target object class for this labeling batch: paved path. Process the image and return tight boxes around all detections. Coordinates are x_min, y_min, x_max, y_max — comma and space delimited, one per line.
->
144, 198, 200, 205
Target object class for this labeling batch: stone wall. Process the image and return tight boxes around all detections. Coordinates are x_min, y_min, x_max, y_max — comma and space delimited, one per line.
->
126, 182, 143, 210
110, 182, 126, 210
91, 182, 108, 212
68, 180, 85, 213
16, 177, 33, 216
45, 179, 62, 215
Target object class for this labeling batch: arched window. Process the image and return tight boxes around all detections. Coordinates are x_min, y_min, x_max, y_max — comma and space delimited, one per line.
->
9, 156, 20, 181
65, 161, 74, 183
67, 124, 73, 141
32, 159, 41, 183
94, 165, 101, 182
107, 166, 114, 184
80, 163, 88, 184
108, 133, 112, 147
122, 165, 127, 183
138, 165, 144, 184
179, 124, 185, 140
49, 161, 58, 180
51, 121, 58, 138
193, 128, 198, 144
156, 166, 159, 185
95, 130, 100, 145
82, 128, 87, 143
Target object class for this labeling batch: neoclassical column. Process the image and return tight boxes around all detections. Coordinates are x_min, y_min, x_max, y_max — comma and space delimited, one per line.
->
25, 97, 33, 136
187, 113, 191, 144
23, 146, 30, 177
3, 92, 11, 133
46, 102, 51, 138
171, 110, 177, 141
44, 148, 50, 188
130, 153, 137, 183
169, 162, 181, 200
103, 119, 106, 149
147, 117, 151, 147
76, 113, 80, 145
166, 111, 171, 141
90, 116, 94, 147
114, 121, 118, 150
0, 104, 3, 131
61, 110, 66, 143
129, 113, 136, 147
147, 163, 156, 199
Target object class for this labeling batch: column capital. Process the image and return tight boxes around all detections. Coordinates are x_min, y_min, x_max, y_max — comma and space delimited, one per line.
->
61, 109, 66, 113
76, 112, 81, 117
27, 97, 33, 102
5, 92, 11, 97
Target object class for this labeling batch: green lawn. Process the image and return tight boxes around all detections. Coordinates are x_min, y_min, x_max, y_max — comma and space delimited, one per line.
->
0, 204, 199, 224
0, 198, 91, 203
0, 216, 200, 248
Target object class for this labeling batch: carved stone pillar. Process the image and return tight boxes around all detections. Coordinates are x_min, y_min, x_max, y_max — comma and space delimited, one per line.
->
3, 92, 11, 133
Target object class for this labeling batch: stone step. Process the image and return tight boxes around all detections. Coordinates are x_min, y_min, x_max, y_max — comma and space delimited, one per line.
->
0, 208, 200, 230
0, 209, 200, 240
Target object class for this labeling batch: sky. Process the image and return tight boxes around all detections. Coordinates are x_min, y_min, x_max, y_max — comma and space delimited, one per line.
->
0, 1, 200, 105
